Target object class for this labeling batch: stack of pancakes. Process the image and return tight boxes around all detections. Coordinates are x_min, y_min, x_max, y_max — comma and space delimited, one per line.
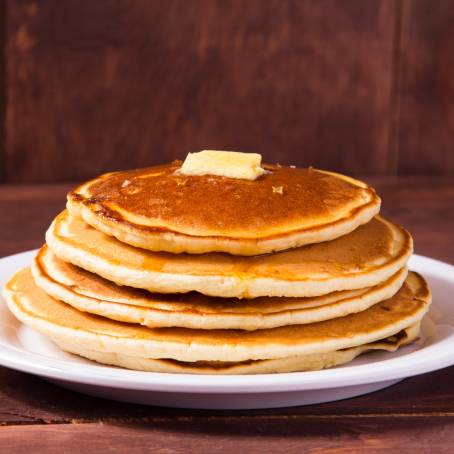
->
3, 159, 431, 374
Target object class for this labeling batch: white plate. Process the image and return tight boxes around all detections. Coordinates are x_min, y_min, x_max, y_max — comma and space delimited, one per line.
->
0, 250, 453, 410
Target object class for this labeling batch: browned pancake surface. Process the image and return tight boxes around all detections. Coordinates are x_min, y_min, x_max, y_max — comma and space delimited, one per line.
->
70, 163, 378, 239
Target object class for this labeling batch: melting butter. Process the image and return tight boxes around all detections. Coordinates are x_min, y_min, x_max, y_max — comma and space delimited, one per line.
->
178, 150, 266, 180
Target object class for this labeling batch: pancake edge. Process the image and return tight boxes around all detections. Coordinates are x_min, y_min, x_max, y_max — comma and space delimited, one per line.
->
3, 269, 431, 362
45, 212, 414, 298
32, 247, 409, 330
52, 323, 421, 374
67, 168, 381, 255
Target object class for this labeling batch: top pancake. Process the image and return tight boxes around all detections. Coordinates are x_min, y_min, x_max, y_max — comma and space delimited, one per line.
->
67, 163, 380, 255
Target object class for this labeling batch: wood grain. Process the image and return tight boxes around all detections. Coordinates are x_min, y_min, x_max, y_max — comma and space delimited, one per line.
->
363, 176, 454, 262
0, 0, 5, 181
398, 0, 454, 174
5, 0, 397, 182
1, 418, 454, 453
0, 184, 71, 256
2, 364, 454, 426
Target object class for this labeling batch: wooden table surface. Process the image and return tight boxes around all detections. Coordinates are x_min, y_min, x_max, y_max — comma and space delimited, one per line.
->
0, 176, 453, 453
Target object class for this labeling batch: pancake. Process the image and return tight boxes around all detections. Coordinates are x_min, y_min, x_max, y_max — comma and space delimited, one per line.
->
46, 211, 413, 298
32, 246, 408, 330
3, 269, 430, 363
67, 163, 381, 255
53, 324, 420, 374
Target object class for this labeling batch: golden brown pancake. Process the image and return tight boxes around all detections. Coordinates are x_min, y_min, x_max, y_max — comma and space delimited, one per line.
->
3, 268, 430, 363
67, 163, 380, 255
46, 211, 413, 298
52, 324, 420, 374
32, 245, 409, 330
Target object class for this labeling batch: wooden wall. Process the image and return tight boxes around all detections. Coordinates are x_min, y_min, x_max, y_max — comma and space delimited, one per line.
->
2, 0, 454, 182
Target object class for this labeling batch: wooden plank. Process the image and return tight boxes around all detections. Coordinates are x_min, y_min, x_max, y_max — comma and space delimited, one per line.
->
0, 0, 5, 182
1, 418, 454, 453
1, 366, 454, 426
364, 176, 454, 262
5, 0, 397, 182
398, 0, 454, 174
0, 184, 71, 257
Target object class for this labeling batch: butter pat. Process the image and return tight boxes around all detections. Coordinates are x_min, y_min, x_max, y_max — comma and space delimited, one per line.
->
178, 150, 266, 180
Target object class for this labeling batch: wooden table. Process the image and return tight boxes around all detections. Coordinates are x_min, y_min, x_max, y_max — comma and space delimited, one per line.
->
0, 177, 453, 453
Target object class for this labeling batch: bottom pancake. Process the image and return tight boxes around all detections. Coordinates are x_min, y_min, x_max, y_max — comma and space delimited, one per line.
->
53, 323, 420, 374
3, 268, 430, 368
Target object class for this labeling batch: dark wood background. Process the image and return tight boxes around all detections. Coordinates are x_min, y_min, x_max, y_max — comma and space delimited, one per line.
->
2, 0, 454, 182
